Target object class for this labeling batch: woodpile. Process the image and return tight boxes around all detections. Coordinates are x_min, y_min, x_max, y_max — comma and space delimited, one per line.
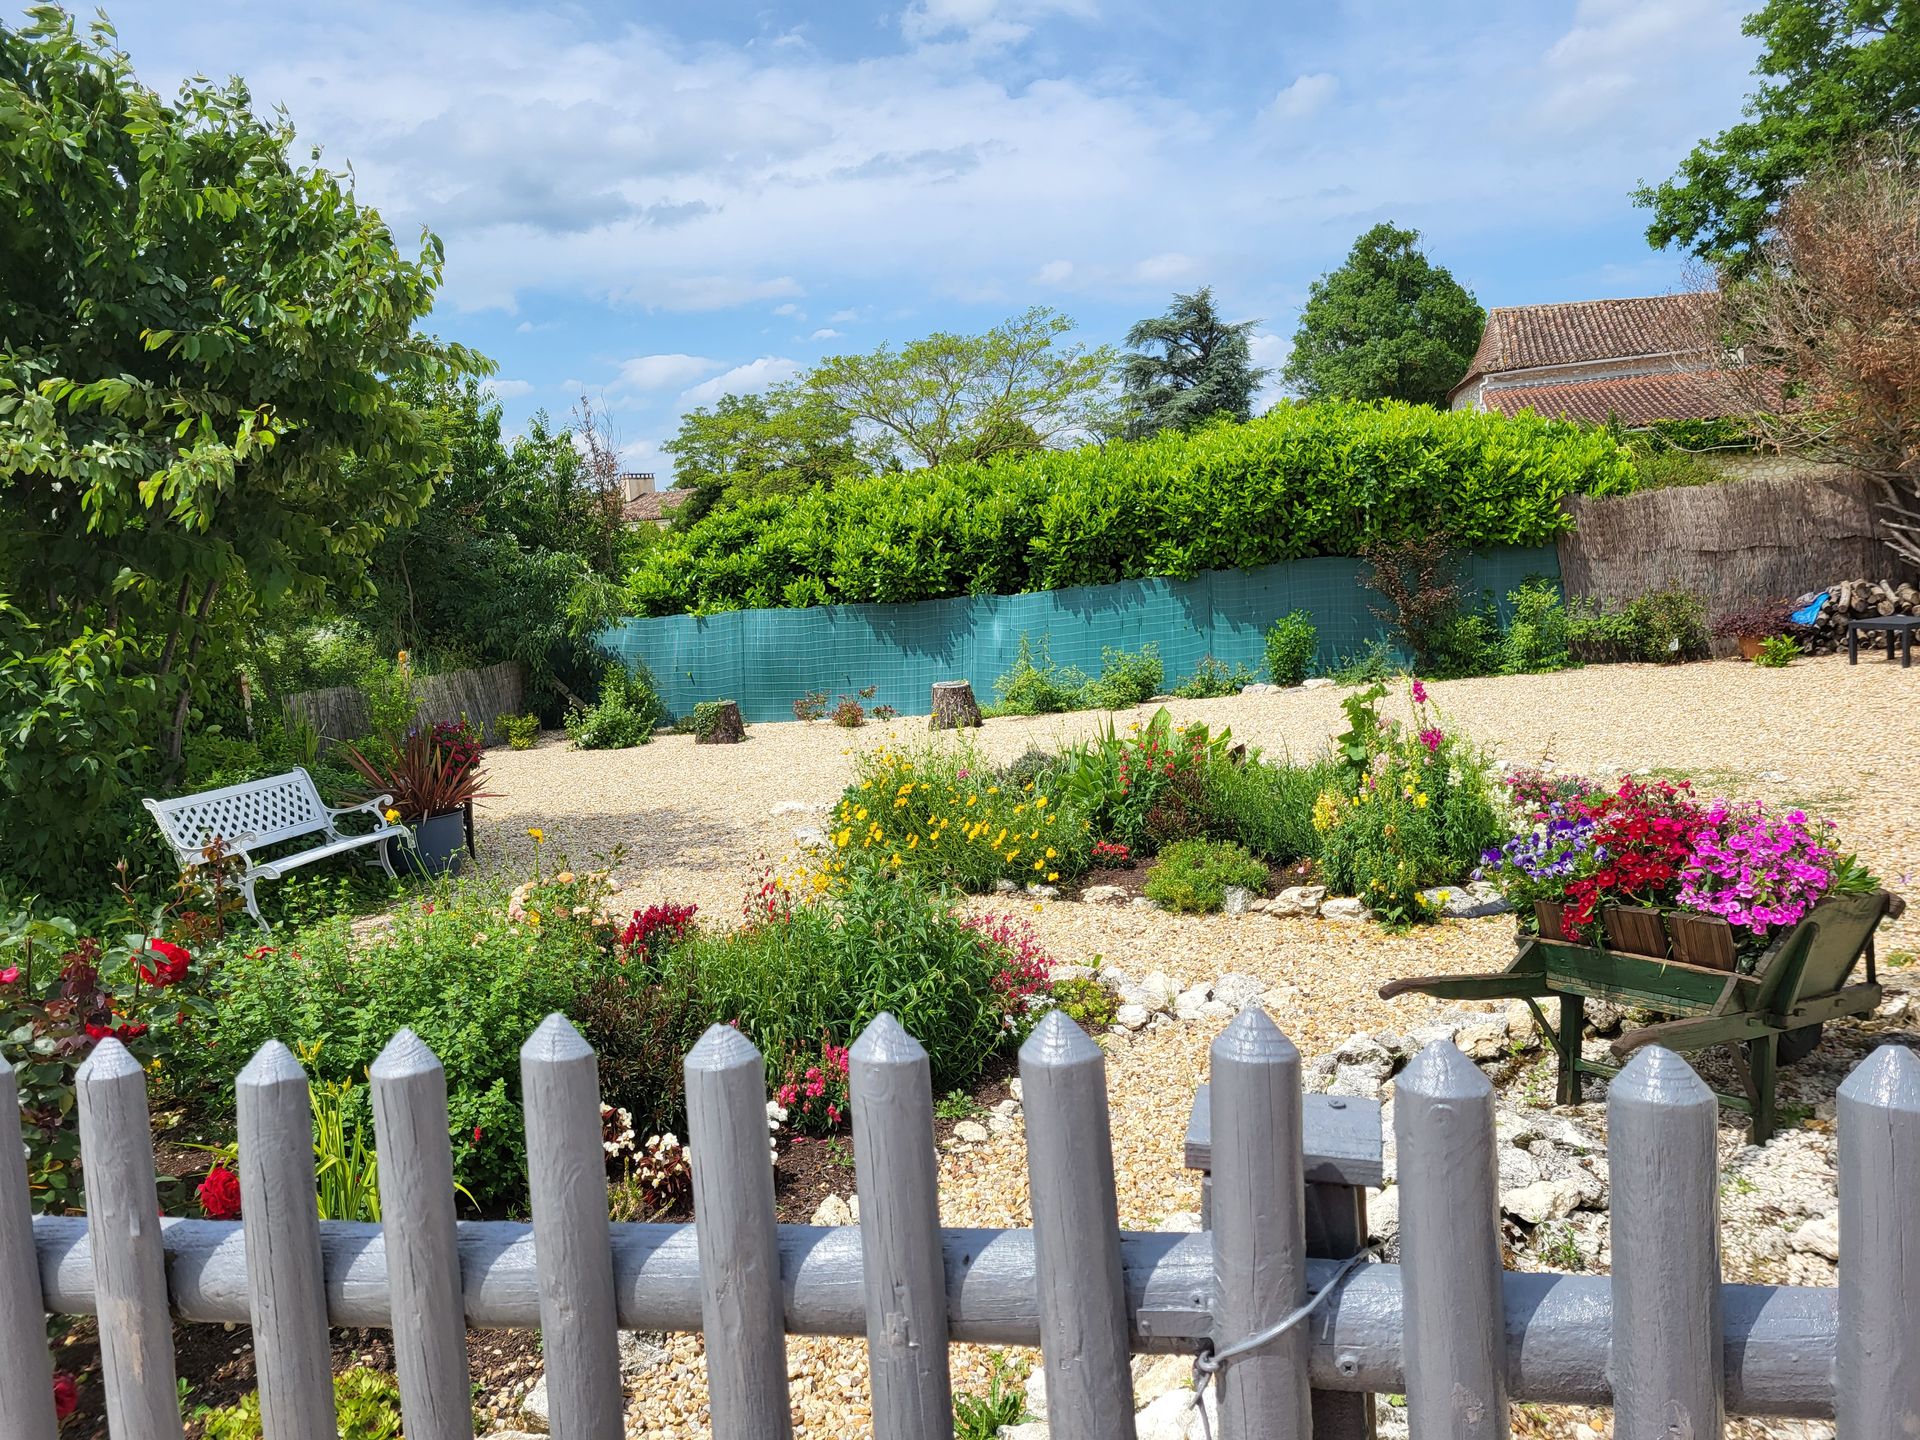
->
1796, 578, 1920, 647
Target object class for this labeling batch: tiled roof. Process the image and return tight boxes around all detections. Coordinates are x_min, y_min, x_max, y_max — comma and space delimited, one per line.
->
621, 487, 692, 524
1479, 369, 1741, 427
1452, 293, 1715, 397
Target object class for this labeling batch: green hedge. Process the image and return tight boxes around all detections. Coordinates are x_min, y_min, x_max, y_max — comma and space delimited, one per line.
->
626, 402, 1637, 616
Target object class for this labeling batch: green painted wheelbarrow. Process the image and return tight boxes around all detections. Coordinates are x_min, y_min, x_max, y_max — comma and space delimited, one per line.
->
1379, 889, 1908, 1142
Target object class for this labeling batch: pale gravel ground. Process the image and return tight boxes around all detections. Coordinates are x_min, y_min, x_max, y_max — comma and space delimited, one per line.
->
468, 654, 1917, 1438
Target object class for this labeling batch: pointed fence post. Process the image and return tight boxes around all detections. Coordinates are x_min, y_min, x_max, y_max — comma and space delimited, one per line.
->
76, 1038, 183, 1440
370, 1029, 474, 1440
1607, 1046, 1723, 1440
1210, 1008, 1311, 1440
849, 1013, 953, 1438
1394, 1041, 1508, 1440
1837, 1044, 1920, 1436
0, 1055, 58, 1440
685, 1023, 793, 1439
1020, 1010, 1137, 1440
521, 1014, 624, 1440
237, 1042, 338, 1440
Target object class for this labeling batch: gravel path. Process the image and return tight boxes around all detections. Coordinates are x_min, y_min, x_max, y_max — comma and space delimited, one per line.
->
468, 655, 1917, 1437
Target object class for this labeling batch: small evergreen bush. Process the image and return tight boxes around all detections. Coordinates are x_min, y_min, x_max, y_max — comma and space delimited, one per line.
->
495, 712, 540, 749
565, 661, 664, 749
1142, 838, 1269, 913
1498, 578, 1574, 674
1264, 610, 1317, 685
1173, 655, 1258, 698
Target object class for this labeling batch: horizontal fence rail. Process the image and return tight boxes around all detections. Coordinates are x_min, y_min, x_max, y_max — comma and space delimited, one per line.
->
6, 1010, 1919, 1438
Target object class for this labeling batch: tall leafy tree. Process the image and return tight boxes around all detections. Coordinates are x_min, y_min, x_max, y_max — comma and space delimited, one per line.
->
1120, 287, 1269, 438
807, 307, 1119, 468
1282, 224, 1484, 408
1635, 0, 1920, 269
0, 9, 476, 881
663, 384, 865, 524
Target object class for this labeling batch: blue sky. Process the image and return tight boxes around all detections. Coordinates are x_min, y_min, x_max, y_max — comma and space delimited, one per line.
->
95, 0, 1761, 478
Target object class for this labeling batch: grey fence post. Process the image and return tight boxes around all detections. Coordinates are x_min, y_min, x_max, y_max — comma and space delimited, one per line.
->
0, 1055, 58, 1440
685, 1023, 793, 1439
1394, 1041, 1508, 1440
236, 1042, 339, 1440
1608, 1046, 1723, 1440
521, 1014, 624, 1440
1837, 1043, 1920, 1436
1210, 1008, 1312, 1440
75, 1038, 183, 1440
370, 1029, 475, 1440
849, 1013, 954, 1439
1020, 1010, 1137, 1440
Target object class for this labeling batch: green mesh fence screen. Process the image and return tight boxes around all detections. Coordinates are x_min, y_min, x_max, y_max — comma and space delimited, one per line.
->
599, 545, 1560, 724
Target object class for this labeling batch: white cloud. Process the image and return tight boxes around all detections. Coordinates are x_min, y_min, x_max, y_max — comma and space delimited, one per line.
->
1132, 252, 1195, 284
482, 377, 534, 400
1034, 258, 1074, 285
810, 327, 844, 340
828, 308, 862, 323
613, 354, 724, 393
1264, 73, 1338, 122
900, 0, 1097, 48
678, 357, 803, 408
773, 302, 803, 317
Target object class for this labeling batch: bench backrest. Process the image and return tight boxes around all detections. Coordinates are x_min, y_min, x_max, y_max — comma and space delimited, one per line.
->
144, 768, 333, 862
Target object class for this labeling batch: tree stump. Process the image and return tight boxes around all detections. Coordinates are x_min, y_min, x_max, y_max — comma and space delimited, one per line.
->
929, 680, 983, 730
694, 699, 747, 744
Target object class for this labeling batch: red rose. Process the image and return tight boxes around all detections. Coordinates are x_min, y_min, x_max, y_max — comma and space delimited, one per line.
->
196, 1164, 242, 1220
137, 939, 191, 988
52, 1374, 78, 1419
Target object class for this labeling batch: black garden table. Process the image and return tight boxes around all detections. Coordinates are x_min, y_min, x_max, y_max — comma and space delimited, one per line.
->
1845, 614, 1918, 667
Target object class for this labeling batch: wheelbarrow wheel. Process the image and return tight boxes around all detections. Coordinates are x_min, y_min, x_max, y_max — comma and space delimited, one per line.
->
1776, 1024, 1824, 1065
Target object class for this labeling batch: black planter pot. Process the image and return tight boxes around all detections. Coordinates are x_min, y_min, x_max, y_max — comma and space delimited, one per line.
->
390, 809, 467, 878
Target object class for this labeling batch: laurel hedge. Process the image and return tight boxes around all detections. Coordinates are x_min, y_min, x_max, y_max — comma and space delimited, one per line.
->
626, 401, 1639, 616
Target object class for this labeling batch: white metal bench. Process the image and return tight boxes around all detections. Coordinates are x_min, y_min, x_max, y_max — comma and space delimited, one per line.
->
143, 767, 415, 930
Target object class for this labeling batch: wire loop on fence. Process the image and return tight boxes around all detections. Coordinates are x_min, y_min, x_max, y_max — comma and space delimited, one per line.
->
1189, 1244, 1380, 1438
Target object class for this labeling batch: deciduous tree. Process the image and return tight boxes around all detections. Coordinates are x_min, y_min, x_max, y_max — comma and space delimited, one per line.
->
1282, 224, 1484, 408
663, 384, 864, 523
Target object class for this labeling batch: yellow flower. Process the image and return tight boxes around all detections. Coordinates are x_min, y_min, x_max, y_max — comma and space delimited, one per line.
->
1045, 847, 1057, 859
1414, 793, 1430, 808
1034, 796, 1048, 809
384, 808, 400, 824
526, 909, 542, 925
856, 807, 868, 821
909, 834, 920, 849
1047, 872, 1059, 881
528, 827, 545, 843
1033, 859, 1044, 871
966, 795, 978, 808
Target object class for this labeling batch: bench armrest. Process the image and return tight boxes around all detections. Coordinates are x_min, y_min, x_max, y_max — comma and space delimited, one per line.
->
329, 794, 401, 829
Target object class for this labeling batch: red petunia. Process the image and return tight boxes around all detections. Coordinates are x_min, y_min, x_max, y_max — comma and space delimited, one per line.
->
137, 939, 191, 989
196, 1164, 242, 1220
52, 1373, 78, 1419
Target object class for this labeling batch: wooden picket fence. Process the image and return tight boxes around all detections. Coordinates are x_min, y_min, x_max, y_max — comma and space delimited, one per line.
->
4, 1006, 1919, 1439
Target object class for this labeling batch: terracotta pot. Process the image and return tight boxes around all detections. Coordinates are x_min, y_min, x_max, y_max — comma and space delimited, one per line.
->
1534, 900, 1569, 942
1602, 904, 1669, 958
1666, 912, 1737, 971
1736, 634, 1767, 660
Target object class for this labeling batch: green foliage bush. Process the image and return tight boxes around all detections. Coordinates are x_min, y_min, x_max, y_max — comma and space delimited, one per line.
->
1143, 838, 1269, 913
1568, 590, 1710, 664
1265, 610, 1317, 685
1049, 974, 1119, 1030
565, 660, 664, 749
1203, 755, 1335, 864
991, 637, 1164, 715
1754, 634, 1800, 668
627, 402, 1639, 615
1172, 655, 1257, 698
1085, 644, 1165, 709
1055, 709, 1231, 853
1498, 578, 1574, 674
495, 713, 541, 749
196, 1368, 404, 1440
195, 871, 622, 1203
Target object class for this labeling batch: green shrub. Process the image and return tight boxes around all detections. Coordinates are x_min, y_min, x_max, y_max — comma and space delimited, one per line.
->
1568, 590, 1710, 664
1084, 644, 1164, 709
495, 712, 540, 749
196, 870, 624, 1203
197, 1368, 404, 1440
627, 401, 1639, 615
1203, 755, 1334, 863
674, 856, 1038, 1090
248, 618, 385, 698
954, 1357, 1031, 1439
1326, 639, 1401, 686
1424, 607, 1501, 678
1265, 610, 1317, 686
1173, 655, 1257, 698
565, 660, 664, 749
1049, 974, 1119, 1030
996, 746, 1065, 793
1754, 634, 1799, 668
1143, 838, 1269, 912
1498, 578, 1574, 674
992, 635, 1090, 716
839, 740, 1090, 891
1055, 708, 1231, 853
357, 655, 421, 741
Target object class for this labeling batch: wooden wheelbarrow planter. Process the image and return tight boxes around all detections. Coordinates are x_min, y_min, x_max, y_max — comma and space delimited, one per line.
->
1380, 889, 1907, 1143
